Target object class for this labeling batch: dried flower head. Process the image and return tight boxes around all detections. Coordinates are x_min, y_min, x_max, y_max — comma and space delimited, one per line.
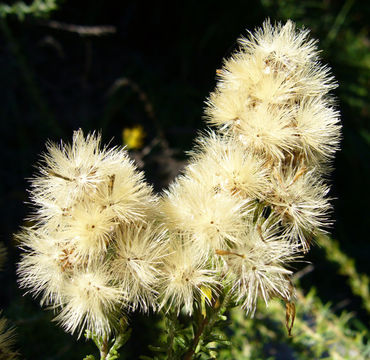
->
16, 19, 342, 341
205, 19, 341, 166
160, 19, 341, 318
161, 175, 251, 255
17, 129, 166, 337
159, 238, 218, 315
269, 166, 332, 250
224, 217, 299, 314
30, 129, 154, 228
17, 226, 69, 306
54, 267, 123, 337
112, 222, 168, 312
188, 132, 271, 200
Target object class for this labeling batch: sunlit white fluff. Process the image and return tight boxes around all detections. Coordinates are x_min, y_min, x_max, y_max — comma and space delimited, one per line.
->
224, 218, 298, 314
268, 166, 331, 251
205, 20, 340, 163
237, 19, 336, 96
112, 222, 168, 312
17, 227, 70, 306
206, 91, 298, 160
161, 175, 251, 254
164, 19, 341, 317
54, 267, 123, 338
30, 129, 154, 225
17, 129, 161, 337
159, 239, 218, 315
294, 97, 341, 167
94, 163, 156, 223
31, 130, 106, 210
16, 20, 342, 338
230, 102, 297, 160
188, 132, 271, 200
62, 203, 116, 261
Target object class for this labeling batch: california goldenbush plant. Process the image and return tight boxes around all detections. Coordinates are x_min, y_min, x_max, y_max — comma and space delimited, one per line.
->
16, 20, 341, 359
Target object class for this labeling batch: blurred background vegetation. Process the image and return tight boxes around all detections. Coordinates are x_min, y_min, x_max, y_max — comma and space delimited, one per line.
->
0, 0, 369, 358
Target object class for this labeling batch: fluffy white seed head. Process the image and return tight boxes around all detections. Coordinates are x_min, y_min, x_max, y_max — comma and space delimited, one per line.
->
188, 132, 271, 201
112, 222, 168, 312
61, 203, 116, 261
268, 166, 331, 251
224, 218, 298, 314
205, 19, 340, 165
17, 227, 71, 306
31, 130, 107, 209
16, 19, 342, 334
159, 239, 218, 315
17, 129, 164, 337
161, 175, 251, 255
294, 97, 341, 168
54, 267, 123, 338
236, 19, 336, 96
206, 90, 299, 161
30, 129, 155, 226
93, 164, 156, 224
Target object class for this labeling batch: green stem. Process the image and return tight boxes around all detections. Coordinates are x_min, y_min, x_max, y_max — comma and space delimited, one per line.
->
84, 320, 131, 360
183, 288, 232, 360
100, 335, 109, 360
165, 310, 178, 360
183, 315, 208, 360
106, 330, 132, 360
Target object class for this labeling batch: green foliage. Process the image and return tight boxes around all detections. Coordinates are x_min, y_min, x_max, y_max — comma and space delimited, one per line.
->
0, 0, 59, 20
141, 288, 233, 360
84, 320, 132, 360
185, 289, 232, 360
218, 289, 370, 360
318, 235, 370, 314
139, 273, 369, 359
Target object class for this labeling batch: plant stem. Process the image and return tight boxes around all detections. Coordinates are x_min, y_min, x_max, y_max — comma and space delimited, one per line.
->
84, 320, 131, 360
183, 316, 208, 360
100, 335, 108, 359
165, 310, 178, 360
183, 288, 232, 360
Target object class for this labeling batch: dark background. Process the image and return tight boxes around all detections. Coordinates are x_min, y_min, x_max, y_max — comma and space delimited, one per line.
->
0, 0, 369, 358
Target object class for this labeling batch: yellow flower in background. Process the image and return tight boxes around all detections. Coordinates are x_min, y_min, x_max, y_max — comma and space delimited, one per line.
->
123, 125, 146, 150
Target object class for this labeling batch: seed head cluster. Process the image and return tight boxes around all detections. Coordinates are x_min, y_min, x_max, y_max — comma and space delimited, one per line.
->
17, 20, 341, 337
17, 130, 168, 337
160, 19, 341, 313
